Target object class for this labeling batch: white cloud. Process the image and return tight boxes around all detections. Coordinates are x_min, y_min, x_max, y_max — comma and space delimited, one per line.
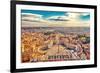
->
21, 12, 90, 27
65, 12, 86, 22
22, 13, 42, 18
47, 16, 69, 21
21, 13, 45, 22
66, 12, 80, 19
47, 12, 89, 22
21, 13, 49, 27
66, 12, 89, 19
65, 12, 90, 24
81, 13, 90, 16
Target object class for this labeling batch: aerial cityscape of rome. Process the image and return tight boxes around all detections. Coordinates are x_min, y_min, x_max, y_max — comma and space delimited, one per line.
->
21, 9, 90, 63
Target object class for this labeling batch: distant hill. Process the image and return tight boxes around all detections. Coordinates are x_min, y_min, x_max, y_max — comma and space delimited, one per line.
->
22, 27, 90, 34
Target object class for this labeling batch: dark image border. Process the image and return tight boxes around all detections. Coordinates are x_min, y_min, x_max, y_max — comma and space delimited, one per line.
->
10, 1, 97, 73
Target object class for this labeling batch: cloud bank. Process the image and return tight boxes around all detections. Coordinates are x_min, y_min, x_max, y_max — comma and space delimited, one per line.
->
21, 12, 90, 27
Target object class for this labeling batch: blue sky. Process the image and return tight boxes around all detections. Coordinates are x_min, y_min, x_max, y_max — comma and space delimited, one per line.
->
21, 9, 67, 19
21, 9, 90, 27
79, 14, 90, 21
21, 9, 90, 21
